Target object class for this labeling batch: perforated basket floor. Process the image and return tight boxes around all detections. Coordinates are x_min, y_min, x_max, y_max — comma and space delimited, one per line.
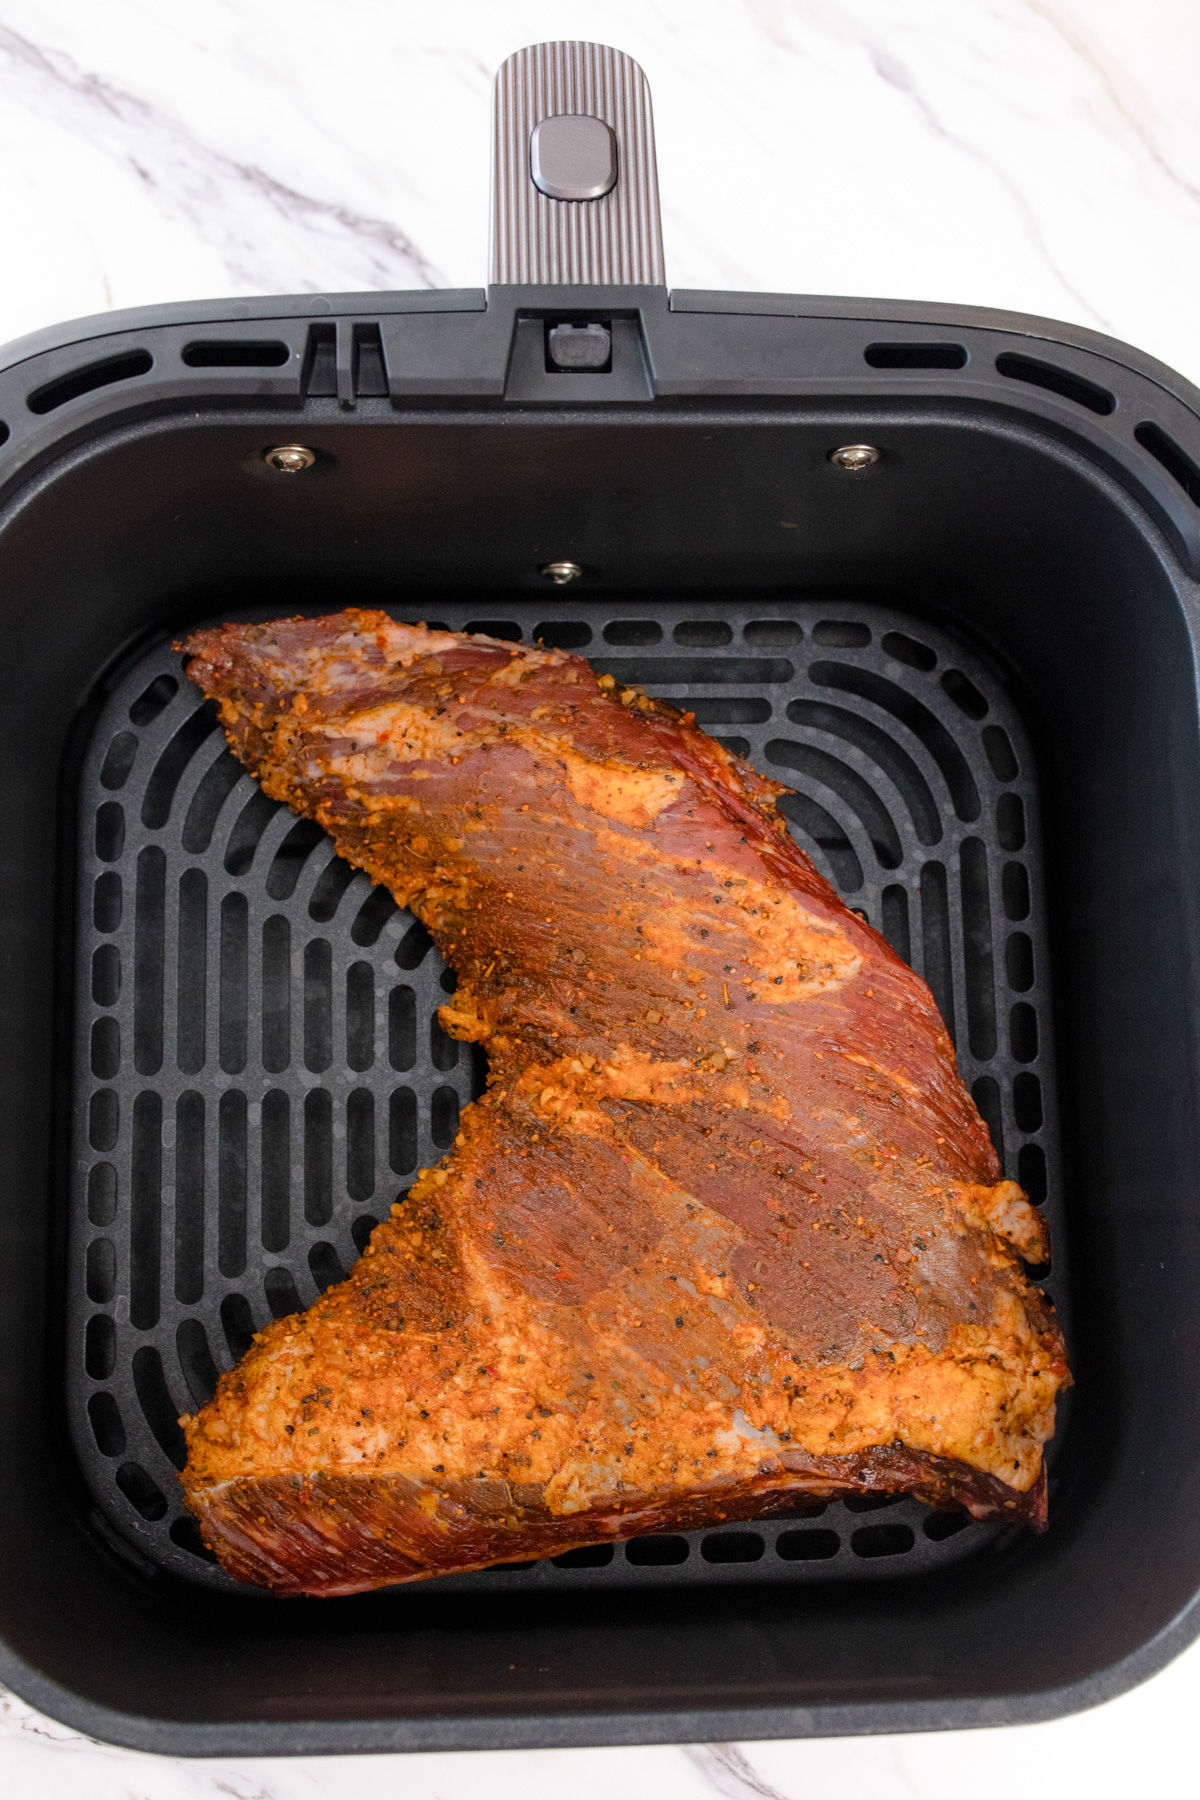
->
68, 598, 1067, 1594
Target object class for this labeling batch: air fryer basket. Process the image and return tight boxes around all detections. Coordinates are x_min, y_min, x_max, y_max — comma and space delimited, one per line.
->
0, 37, 1199, 1756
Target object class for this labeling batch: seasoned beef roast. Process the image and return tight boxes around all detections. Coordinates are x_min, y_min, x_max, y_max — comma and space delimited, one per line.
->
178, 609, 1069, 1595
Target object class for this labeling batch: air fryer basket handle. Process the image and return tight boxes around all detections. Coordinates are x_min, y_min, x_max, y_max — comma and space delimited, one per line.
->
489, 41, 666, 286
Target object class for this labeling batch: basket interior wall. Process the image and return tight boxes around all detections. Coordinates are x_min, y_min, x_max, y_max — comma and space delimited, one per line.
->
0, 409, 1197, 1730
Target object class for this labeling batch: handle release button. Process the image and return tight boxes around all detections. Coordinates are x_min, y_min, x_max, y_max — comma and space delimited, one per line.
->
530, 115, 618, 201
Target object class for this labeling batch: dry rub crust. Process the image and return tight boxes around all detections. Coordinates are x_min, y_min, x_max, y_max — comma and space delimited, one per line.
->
178, 608, 1070, 1595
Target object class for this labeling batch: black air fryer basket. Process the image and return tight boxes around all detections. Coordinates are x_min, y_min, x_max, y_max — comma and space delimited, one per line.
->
2, 39, 1200, 1755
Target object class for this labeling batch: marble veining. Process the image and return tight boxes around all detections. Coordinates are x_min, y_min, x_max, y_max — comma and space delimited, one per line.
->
683, 1743, 795, 1800
1, 0, 1199, 1792
0, 18, 442, 302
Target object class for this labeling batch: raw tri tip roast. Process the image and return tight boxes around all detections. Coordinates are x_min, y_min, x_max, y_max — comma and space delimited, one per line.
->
177, 609, 1069, 1595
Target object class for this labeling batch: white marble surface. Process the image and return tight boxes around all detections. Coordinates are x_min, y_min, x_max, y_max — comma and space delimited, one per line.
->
2, 0, 1200, 1790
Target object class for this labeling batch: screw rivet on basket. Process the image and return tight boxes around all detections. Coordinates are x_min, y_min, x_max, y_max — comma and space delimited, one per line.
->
264, 444, 316, 474
830, 444, 880, 471
540, 560, 583, 585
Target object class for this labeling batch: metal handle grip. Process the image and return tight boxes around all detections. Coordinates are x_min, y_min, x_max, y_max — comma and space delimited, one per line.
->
489, 41, 666, 286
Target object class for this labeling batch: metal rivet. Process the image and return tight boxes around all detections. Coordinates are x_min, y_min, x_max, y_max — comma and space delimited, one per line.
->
830, 444, 880, 471
264, 444, 316, 474
540, 560, 583, 586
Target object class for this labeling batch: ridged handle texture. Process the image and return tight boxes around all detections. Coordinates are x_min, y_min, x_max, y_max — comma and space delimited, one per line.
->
490, 41, 666, 286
